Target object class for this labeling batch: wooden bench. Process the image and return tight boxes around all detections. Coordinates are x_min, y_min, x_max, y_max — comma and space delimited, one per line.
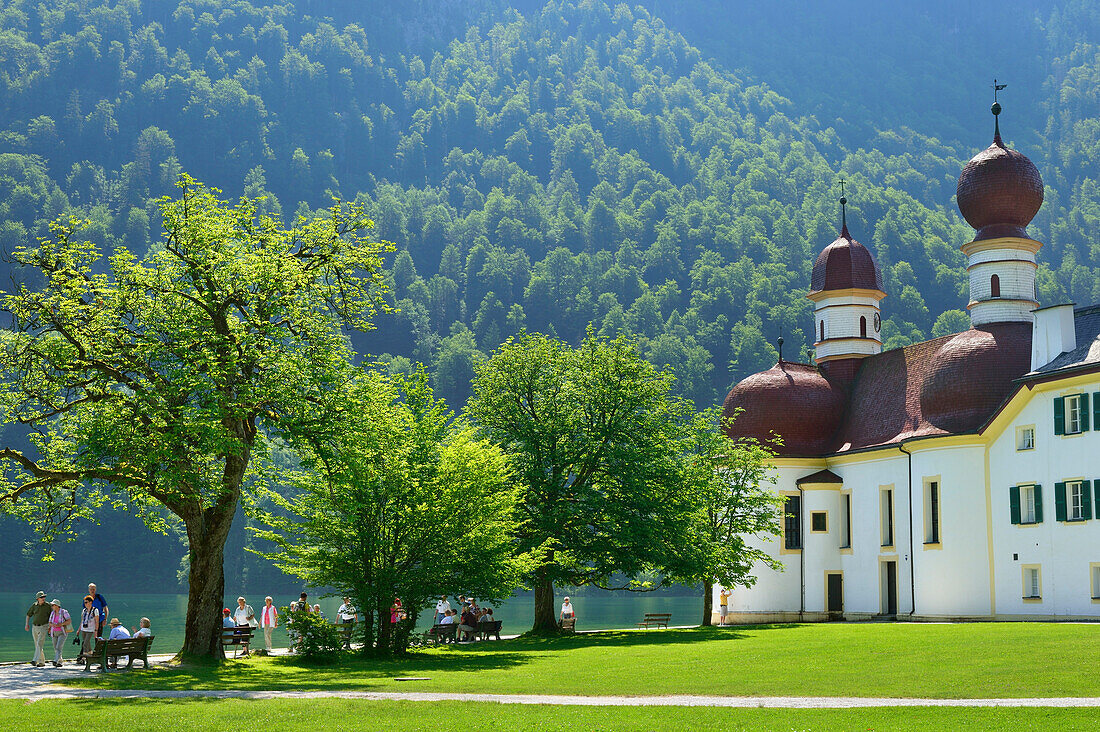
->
221, 625, 255, 657
425, 623, 457, 644
560, 616, 576, 633
475, 620, 503, 640
636, 613, 672, 629
84, 635, 154, 672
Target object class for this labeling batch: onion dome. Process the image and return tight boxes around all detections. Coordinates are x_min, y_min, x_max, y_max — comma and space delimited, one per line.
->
956, 101, 1043, 241
722, 362, 845, 456
809, 220, 884, 294
919, 322, 1032, 433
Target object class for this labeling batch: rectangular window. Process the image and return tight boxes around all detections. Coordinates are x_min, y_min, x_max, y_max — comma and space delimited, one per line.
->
1067, 395, 1083, 434
1070, 481, 1085, 520
1021, 485, 1037, 524
783, 495, 802, 550
1022, 565, 1041, 599
1091, 563, 1100, 600
1016, 426, 1035, 451
1011, 484, 1043, 524
881, 488, 894, 548
924, 480, 940, 544
810, 511, 827, 533
840, 493, 852, 549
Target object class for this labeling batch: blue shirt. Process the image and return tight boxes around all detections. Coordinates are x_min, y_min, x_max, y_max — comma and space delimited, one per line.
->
91, 593, 107, 620
108, 625, 130, 640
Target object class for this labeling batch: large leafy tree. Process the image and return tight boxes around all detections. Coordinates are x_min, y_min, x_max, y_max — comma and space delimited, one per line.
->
676, 411, 784, 625
466, 330, 701, 632
251, 369, 530, 655
0, 176, 390, 660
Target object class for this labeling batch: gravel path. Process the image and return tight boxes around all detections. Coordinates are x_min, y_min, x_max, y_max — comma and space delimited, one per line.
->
1, 662, 1099, 707
5, 647, 1100, 709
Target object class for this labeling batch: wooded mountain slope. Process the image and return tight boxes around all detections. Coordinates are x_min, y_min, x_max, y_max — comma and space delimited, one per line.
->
3, 0, 1100, 589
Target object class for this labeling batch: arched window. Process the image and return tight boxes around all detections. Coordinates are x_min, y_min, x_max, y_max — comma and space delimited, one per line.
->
990, 274, 1001, 298
819, 320, 825, 342
860, 316, 867, 338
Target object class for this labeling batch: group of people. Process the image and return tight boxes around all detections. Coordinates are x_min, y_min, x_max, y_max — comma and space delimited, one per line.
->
23, 584, 150, 668
433, 594, 499, 640
221, 592, 361, 653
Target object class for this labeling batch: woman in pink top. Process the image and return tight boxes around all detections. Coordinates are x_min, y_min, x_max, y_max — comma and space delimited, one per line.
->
47, 599, 70, 667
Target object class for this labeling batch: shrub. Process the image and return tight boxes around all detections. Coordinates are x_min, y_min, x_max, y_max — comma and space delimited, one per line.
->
285, 606, 345, 662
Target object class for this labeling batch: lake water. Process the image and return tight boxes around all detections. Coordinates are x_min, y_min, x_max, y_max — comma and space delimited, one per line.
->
1, 591, 703, 662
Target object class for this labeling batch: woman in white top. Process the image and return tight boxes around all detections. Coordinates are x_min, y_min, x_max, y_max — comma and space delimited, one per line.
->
133, 617, 152, 637
78, 595, 99, 662
559, 596, 575, 624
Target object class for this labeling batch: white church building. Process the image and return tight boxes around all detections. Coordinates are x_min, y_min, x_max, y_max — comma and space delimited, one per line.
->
717, 102, 1100, 622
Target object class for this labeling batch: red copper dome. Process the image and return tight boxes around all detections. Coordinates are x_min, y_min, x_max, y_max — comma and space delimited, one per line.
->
956, 137, 1043, 241
918, 322, 1032, 433
809, 226, 884, 294
722, 362, 845, 456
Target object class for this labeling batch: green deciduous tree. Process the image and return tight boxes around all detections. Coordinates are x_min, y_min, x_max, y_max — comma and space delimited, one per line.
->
467, 329, 700, 632
675, 410, 784, 625
0, 175, 391, 660
250, 369, 530, 655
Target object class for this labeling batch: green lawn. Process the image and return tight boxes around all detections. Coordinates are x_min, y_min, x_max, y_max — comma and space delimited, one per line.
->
57, 623, 1100, 698
2, 699, 1097, 731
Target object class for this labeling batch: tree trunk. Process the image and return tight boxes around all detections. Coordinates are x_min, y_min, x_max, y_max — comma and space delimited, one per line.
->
178, 500, 238, 661
702, 579, 714, 626
532, 565, 558, 632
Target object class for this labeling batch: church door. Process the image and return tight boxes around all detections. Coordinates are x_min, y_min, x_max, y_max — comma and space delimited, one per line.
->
826, 573, 843, 614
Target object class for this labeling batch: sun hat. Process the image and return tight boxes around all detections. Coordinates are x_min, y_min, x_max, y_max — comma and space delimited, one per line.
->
36, 590, 46, 598
49, 598, 61, 606
109, 618, 121, 626
223, 607, 231, 614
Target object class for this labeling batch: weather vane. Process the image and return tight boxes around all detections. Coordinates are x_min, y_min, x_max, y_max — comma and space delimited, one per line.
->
991, 79, 1006, 141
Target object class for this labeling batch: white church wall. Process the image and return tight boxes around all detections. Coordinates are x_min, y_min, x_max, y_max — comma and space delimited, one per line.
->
908, 444, 992, 617
989, 376, 1100, 618
831, 455, 912, 615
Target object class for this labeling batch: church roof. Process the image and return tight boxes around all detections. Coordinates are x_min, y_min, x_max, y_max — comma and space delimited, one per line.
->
808, 226, 884, 294
722, 322, 1034, 457
833, 322, 1032, 451
1030, 304, 1100, 375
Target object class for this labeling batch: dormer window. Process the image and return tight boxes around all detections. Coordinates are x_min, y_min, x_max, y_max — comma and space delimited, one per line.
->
990, 274, 1000, 298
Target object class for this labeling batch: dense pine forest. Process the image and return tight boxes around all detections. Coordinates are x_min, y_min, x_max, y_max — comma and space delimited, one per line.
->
3, 0, 1100, 590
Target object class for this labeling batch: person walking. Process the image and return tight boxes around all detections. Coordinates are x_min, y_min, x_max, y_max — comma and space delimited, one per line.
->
77, 595, 100, 662
87, 583, 109, 638
337, 597, 356, 649
259, 596, 278, 654
24, 591, 51, 667
47, 599, 71, 667
233, 596, 257, 628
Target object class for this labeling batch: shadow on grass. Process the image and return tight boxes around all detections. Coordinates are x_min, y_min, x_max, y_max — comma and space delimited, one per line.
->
54, 625, 804, 692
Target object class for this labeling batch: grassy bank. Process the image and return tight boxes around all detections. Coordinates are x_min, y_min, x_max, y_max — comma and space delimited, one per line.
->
2, 699, 1097, 731
57, 622, 1100, 698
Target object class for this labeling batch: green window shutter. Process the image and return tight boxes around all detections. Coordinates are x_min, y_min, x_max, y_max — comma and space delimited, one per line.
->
1083, 393, 1092, 432
1094, 392, 1100, 429
1054, 397, 1066, 435
1095, 480, 1100, 518
1034, 484, 1043, 523
1055, 482, 1067, 521
1009, 485, 1021, 524
1083, 481, 1093, 520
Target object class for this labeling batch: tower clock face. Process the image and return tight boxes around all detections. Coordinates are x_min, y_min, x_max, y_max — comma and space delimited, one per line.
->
873, 312, 881, 333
